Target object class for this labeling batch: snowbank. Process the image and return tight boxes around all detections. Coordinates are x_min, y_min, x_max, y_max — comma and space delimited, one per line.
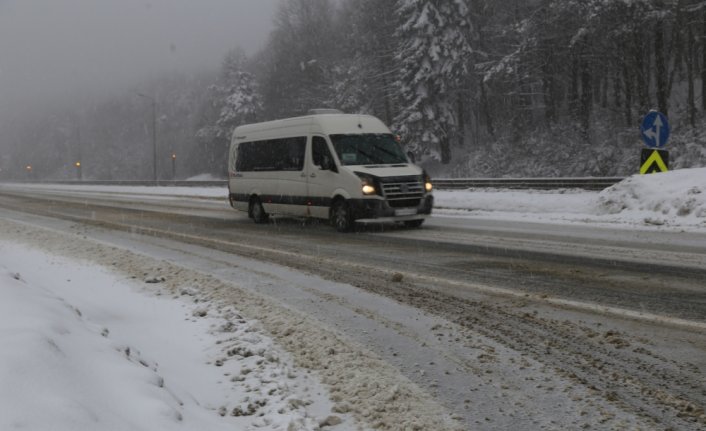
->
434, 188, 595, 214
185, 173, 224, 181
432, 168, 706, 231
0, 242, 345, 431
0, 219, 461, 431
1, 253, 222, 430
597, 168, 706, 226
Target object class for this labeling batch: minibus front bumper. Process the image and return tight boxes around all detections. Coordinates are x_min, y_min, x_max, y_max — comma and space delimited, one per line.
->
349, 195, 433, 221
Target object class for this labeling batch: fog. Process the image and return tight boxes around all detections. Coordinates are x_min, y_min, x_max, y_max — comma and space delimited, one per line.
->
0, 0, 278, 112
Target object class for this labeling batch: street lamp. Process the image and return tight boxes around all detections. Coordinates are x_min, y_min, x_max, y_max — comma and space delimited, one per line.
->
75, 161, 82, 180
25, 165, 32, 180
171, 152, 176, 180
137, 92, 158, 181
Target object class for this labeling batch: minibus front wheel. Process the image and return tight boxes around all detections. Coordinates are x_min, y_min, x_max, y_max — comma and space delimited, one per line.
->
249, 196, 269, 224
331, 199, 353, 233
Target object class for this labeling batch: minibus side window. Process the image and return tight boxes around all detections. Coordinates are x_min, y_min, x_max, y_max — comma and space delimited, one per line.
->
235, 142, 255, 171
280, 137, 306, 171
236, 137, 306, 172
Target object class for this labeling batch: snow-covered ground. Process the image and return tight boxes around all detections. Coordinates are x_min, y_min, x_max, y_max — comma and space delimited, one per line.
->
0, 217, 457, 431
0, 241, 352, 431
1, 168, 704, 430
434, 167, 706, 231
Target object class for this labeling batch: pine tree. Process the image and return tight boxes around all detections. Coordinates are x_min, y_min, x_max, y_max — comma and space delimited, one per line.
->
195, 49, 263, 176
195, 50, 262, 141
394, 0, 475, 164
332, 0, 401, 122
212, 49, 262, 138
258, 0, 338, 119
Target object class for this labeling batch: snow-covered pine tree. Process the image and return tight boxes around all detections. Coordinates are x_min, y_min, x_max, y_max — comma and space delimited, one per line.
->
394, 0, 475, 164
258, 0, 338, 119
331, 0, 401, 123
212, 49, 262, 137
194, 49, 262, 177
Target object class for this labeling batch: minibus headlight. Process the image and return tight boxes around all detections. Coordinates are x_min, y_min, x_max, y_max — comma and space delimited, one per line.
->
362, 184, 376, 195
355, 172, 379, 196
423, 170, 433, 193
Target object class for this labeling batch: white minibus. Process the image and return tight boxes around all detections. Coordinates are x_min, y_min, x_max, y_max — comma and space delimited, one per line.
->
227, 111, 433, 232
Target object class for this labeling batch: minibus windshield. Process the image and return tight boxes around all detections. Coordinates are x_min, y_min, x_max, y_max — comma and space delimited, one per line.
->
330, 133, 408, 166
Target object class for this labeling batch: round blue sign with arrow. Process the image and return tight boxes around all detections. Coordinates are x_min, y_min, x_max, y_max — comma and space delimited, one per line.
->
640, 111, 670, 148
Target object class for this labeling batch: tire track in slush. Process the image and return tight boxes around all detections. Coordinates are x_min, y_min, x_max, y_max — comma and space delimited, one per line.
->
369, 278, 706, 429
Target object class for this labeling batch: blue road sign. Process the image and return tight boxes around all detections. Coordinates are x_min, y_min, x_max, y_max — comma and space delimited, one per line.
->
640, 111, 670, 148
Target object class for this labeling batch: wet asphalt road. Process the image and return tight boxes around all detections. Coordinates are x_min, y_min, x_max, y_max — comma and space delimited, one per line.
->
1, 185, 706, 429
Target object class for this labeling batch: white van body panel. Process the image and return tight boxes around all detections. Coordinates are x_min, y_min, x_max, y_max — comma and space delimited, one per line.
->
339, 164, 422, 179
227, 114, 433, 228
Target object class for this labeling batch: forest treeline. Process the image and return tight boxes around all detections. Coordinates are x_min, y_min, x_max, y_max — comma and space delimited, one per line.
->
3, 0, 706, 181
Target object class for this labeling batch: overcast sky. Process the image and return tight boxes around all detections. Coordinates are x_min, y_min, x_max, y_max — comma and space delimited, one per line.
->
0, 0, 278, 112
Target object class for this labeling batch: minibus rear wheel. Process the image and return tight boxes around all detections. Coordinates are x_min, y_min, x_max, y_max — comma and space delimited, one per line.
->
331, 199, 353, 232
249, 197, 269, 224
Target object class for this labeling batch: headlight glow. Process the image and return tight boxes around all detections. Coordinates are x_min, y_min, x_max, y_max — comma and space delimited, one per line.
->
354, 171, 380, 196
422, 169, 433, 193
362, 184, 376, 195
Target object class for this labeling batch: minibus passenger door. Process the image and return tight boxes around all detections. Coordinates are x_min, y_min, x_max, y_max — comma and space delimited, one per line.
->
271, 137, 308, 216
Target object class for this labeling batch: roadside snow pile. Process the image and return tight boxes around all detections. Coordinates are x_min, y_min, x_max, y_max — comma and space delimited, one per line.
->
0, 241, 348, 431
0, 218, 461, 431
597, 168, 706, 226
434, 188, 595, 214
0, 262, 206, 430
186, 173, 224, 181
433, 168, 706, 230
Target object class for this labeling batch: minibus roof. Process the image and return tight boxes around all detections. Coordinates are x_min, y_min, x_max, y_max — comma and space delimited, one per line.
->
233, 114, 391, 141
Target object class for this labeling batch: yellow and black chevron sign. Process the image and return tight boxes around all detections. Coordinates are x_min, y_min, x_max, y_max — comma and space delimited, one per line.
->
640, 149, 669, 174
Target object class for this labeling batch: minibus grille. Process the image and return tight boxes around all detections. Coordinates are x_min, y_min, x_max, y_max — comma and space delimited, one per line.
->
381, 176, 424, 207
388, 198, 422, 208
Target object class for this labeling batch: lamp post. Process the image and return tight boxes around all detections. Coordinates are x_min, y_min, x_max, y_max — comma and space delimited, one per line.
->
137, 93, 158, 181
75, 117, 83, 181
171, 152, 176, 180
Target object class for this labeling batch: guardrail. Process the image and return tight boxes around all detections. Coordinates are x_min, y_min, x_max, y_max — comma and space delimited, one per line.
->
5, 177, 625, 191
23, 180, 229, 188
432, 177, 624, 191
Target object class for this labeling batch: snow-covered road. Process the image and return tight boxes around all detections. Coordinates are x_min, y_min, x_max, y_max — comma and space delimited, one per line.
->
5, 167, 705, 232
1, 168, 705, 430
0, 218, 456, 430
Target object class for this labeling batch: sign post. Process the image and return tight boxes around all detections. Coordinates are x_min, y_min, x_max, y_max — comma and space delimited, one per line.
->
639, 111, 670, 174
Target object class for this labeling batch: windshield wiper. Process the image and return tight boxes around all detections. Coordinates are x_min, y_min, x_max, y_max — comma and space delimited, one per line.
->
355, 148, 384, 164
371, 144, 400, 161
